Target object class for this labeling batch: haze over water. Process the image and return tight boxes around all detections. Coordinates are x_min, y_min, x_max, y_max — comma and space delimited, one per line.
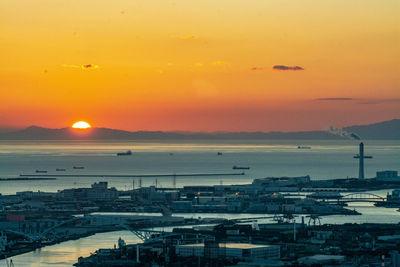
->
1, 140, 399, 195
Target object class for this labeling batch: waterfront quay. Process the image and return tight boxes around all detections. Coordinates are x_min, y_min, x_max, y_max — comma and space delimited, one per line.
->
0, 210, 225, 260
1, 169, 400, 264
74, 221, 400, 266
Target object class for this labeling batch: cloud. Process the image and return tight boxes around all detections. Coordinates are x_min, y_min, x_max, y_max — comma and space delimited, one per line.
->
250, 67, 264, 71
183, 35, 197, 40
62, 64, 99, 69
314, 97, 400, 105
212, 61, 230, 66
82, 64, 99, 69
358, 98, 400, 105
172, 35, 198, 40
273, 65, 304, 71
316, 98, 355, 101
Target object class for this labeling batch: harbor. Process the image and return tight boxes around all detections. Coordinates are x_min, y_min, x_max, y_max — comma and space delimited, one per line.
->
1, 167, 400, 262
1, 140, 400, 266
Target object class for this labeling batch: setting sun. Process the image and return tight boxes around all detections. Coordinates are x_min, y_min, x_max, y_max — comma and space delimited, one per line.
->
72, 121, 91, 129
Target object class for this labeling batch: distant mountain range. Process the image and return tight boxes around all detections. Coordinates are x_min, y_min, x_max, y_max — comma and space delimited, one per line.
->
0, 119, 399, 140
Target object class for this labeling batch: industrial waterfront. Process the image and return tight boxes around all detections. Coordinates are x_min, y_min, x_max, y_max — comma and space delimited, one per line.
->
1, 140, 400, 266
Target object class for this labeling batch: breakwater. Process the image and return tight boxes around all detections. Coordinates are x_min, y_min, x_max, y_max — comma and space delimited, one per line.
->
19, 172, 245, 178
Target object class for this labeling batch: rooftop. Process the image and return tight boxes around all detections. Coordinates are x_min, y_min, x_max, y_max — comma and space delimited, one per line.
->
178, 243, 274, 249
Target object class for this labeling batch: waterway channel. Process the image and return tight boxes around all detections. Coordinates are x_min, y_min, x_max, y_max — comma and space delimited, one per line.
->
2, 204, 400, 267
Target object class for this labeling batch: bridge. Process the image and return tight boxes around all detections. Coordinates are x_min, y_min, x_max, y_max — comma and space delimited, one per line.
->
3, 216, 174, 244
119, 224, 176, 241
3, 216, 85, 241
326, 193, 386, 204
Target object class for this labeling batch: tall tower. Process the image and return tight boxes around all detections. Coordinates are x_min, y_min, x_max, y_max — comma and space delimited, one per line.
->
354, 142, 372, 179
358, 142, 365, 179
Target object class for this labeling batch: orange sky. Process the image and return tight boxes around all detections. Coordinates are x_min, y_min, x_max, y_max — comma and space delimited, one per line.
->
1, 0, 399, 131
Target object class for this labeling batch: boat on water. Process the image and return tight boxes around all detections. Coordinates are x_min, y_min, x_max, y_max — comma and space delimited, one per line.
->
298, 146, 311, 149
117, 150, 132, 156
35, 170, 47, 173
73, 166, 85, 169
217, 152, 223, 156
232, 165, 250, 170
56, 168, 66, 171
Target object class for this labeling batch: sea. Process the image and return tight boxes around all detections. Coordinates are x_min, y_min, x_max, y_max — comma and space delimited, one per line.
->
0, 139, 400, 266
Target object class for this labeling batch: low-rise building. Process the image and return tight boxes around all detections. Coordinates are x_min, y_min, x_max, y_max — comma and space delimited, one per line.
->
376, 170, 399, 182
57, 182, 118, 201
0, 232, 7, 251
252, 176, 310, 188
176, 243, 280, 259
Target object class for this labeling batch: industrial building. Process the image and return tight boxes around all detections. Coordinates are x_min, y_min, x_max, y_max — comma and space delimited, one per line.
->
376, 170, 399, 182
176, 242, 280, 259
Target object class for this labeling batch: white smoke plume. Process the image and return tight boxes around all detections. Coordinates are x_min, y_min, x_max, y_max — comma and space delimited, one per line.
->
326, 125, 361, 140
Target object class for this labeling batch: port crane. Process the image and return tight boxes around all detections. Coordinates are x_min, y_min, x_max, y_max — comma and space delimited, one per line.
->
5, 258, 14, 267
306, 215, 322, 226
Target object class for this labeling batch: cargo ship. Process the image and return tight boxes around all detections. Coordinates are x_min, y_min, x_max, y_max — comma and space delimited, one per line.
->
117, 150, 132, 156
232, 165, 250, 170
73, 166, 85, 169
298, 146, 311, 149
35, 170, 47, 173
56, 168, 66, 171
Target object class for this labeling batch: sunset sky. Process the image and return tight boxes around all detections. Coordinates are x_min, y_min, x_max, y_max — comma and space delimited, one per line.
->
1, 0, 399, 131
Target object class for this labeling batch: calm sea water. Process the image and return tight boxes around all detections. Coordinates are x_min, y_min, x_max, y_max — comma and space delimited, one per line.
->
0, 140, 399, 195
1, 140, 400, 266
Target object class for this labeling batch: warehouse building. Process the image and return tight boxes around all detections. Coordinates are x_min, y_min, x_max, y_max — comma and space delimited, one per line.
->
175, 242, 280, 259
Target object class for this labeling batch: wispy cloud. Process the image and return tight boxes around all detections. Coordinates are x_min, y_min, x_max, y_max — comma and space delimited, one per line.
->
62, 64, 99, 69
183, 35, 197, 40
250, 67, 264, 71
212, 61, 230, 66
314, 97, 400, 105
358, 98, 400, 105
316, 98, 355, 101
172, 35, 198, 40
273, 65, 304, 71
